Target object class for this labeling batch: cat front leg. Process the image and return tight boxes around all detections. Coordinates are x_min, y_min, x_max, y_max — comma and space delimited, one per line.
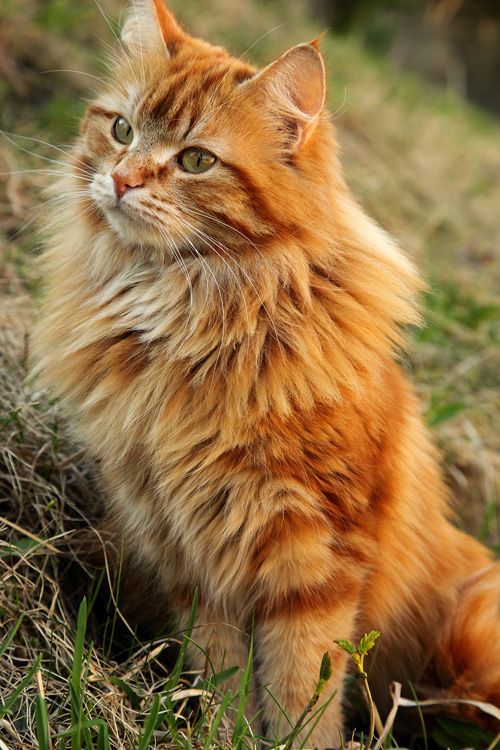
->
255, 595, 360, 749
249, 512, 364, 747
175, 601, 261, 727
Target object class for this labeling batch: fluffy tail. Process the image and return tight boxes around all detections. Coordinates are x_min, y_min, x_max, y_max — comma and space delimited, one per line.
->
433, 562, 500, 727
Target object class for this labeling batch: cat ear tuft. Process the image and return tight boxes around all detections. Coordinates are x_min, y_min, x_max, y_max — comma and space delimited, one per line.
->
249, 43, 326, 150
121, 0, 186, 58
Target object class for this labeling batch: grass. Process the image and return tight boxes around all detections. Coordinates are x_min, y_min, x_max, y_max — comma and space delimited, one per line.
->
0, 0, 499, 747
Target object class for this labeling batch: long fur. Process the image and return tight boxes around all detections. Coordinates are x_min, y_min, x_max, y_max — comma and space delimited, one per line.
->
33, 2, 500, 745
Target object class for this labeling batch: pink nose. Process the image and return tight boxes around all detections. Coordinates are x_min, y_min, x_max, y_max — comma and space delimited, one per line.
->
111, 170, 144, 200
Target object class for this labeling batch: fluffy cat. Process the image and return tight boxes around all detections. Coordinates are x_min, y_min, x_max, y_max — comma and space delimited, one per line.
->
34, 0, 500, 745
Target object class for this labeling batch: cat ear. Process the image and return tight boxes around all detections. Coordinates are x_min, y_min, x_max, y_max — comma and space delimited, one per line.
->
247, 42, 326, 150
121, 0, 186, 57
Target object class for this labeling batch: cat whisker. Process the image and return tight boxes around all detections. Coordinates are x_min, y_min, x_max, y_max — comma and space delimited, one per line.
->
148, 221, 195, 329
13, 198, 99, 242
165, 241, 195, 325
0, 169, 90, 182
135, 197, 231, 340
5, 190, 86, 229
181, 207, 285, 354
173, 215, 278, 391
175, 216, 253, 344
239, 24, 287, 61
130, 0, 147, 85
192, 226, 286, 364
172, 219, 228, 369
127, 200, 197, 329
181, 204, 259, 251
196, 25, 286, 127
330, 87, 349, 121
41, 69, 109, 87
0, 130, 93, 173
0, 132, 93, 180
159, 231, 210, 346
181, 204, 285, 318
92, 0, 142, 90
26, 188, 92, 214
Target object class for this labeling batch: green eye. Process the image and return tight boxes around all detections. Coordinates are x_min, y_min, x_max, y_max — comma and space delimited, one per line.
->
178, 147, 216, 174
112, 116, 133, 145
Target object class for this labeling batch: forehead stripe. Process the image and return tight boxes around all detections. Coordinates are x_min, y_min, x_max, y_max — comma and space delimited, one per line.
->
141, 66, 231, 131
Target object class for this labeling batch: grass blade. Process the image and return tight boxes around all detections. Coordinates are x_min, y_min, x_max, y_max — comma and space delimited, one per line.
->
203, 691, 235, 749
165, 590, 199, 691
55, 719, 109, 739
408, 682, 428, 750
0, 655, 41, 716
138, 693, 160, 750
0, 614, 24, 659
97, 722, 110, 750
159, 694, 180, 745
70, 598, 88, 750
35, 692, 51, 750
232, 634, 253, 749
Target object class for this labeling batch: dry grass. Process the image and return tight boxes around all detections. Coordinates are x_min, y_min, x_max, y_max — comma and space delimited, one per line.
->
0, 295, 245, 748
0, 0, 499, 748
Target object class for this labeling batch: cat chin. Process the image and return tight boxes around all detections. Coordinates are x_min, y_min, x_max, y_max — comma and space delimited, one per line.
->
102, 208, 184, 259
104, 208, 150, 245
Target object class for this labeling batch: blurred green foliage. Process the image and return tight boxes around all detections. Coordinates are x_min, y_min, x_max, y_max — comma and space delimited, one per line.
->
312, 0, 424, 32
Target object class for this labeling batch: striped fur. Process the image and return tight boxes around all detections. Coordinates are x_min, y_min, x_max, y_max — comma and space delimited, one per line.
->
34, 1, 500, 745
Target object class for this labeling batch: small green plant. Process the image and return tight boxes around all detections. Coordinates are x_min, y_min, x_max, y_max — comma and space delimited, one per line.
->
334, 631, 381, 749
432, 714, 498, 750
0, 615, 42, 720
281, 651, 333, 750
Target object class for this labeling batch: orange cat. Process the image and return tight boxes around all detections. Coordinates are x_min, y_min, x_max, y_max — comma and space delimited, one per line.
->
34, 0, 500, 745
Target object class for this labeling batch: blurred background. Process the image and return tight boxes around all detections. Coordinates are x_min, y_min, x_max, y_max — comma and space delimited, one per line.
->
312, 0, 500, 115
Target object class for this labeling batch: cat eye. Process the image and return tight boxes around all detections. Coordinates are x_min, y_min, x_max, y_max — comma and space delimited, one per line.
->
178, 147, 216, 174
112, 116, 133, 145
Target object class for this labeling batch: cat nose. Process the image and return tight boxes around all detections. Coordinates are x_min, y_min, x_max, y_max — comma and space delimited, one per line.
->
111, 170, 144, 200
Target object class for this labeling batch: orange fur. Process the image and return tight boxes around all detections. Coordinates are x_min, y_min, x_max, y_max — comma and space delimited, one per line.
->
33, 1, 500, 745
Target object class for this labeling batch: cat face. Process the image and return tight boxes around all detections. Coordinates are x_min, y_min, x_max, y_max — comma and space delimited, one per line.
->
76, 0, 326, 258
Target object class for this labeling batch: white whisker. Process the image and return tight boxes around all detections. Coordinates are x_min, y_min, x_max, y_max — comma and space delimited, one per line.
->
0, 131, 93, 178
0, 169, 90, 181
131, 0, 146, 85
181, 208, 285, 358
172, 219, 227, 371
0, 130, 92, 173
92, 0, 141, 91
176, 217, 253, 346
41, 69, 109, 87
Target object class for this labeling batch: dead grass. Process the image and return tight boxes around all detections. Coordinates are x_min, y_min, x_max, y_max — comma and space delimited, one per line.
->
0, 295, 247, 748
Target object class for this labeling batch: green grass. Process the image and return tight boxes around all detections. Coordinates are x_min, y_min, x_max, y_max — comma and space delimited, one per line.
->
0, 589, 341, 750
0, 0, 499, 747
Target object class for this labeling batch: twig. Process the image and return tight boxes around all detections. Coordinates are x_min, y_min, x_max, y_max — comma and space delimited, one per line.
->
373, 682, 402, 750
360, 671, 383, 748
485, 731, 500, 750
0, 515, 59, 554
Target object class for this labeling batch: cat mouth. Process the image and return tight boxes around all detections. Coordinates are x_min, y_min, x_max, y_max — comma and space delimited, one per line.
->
107, 197, 140, 218
101, 194, 187, 252
90, 175, 150, 232
89, 173, 193, 253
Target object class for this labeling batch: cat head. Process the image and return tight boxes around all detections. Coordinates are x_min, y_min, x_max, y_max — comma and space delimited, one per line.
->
77, 0, 331, 258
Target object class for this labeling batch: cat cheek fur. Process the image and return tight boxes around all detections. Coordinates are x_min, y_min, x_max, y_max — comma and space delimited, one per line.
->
33, 0, 500, 746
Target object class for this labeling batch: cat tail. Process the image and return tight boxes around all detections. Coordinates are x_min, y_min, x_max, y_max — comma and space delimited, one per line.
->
433, 560, 500, 729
